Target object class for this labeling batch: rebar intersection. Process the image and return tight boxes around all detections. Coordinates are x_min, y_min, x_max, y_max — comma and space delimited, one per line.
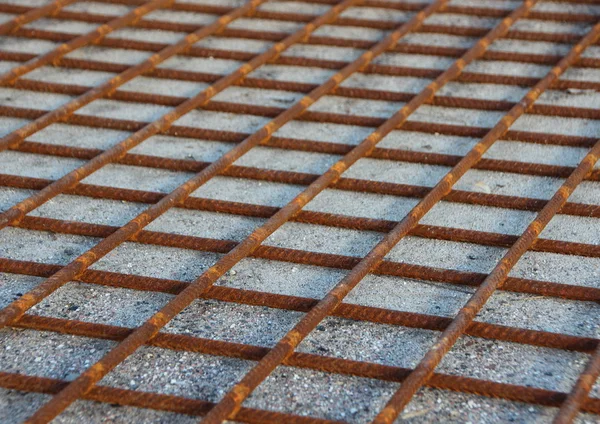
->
0, 0, 600, 423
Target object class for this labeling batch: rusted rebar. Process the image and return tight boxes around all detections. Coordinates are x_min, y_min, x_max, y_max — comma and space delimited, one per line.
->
6, 186, 600, 261
0, 0, 175, 87
8, 23, 600, 69
554, 344, 600, 423
1, 0, 599, 422
372, 22, 600, 424
0, 372, 338, 424
0, 0, 271, 162
4, 314, 599, 413
205, 2, 595, 420
0, 0, 364, 320
0, 0, 78, 36
4, 216, 600, 305
0, 261, 592, 354
4, 0, 598, 44
3, 39, 600, 96
9, 75, 600, 125
3, 1, 453, 422
3, 102, 599, 151
84, 0, 600, 23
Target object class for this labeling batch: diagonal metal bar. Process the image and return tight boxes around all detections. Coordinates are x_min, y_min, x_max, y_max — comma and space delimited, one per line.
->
372, 24, 600, 424
0, 0, 78, 36
0, 0, 175, 87
375, 133, 600, 424
554, 344, 600, 423
3, 1, 451, 422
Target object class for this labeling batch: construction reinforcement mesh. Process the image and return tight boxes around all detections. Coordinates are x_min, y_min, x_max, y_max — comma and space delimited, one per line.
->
1, 0, 600, 422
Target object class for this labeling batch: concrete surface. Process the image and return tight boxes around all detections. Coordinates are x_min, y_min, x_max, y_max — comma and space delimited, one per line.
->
1, 0, 600, 423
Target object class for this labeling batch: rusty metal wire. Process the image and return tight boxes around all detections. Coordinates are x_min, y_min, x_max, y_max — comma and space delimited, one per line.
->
555, 345, 600, 423
0, 0, 79, 36
0, 0, 176, 87
1, 0, 600, 423
1, 1, 456, 421
4, 0, 600, 43
372, 27, 600, 424
202, 1, 566, 421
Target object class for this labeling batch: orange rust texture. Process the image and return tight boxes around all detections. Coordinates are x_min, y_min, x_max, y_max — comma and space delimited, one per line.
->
0, 0, 599, 423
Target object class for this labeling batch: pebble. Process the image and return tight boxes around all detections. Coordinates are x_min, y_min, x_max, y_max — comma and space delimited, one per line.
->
474, 181, 491, 194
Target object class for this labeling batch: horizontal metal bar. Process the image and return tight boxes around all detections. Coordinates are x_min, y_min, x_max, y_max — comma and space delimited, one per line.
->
0, 0, 175, 86
0, 0, 78, 36
4, 46, 599, 96
3, 314, 598, 414
0, 257, 596, 354
13, 75, 600, 124
5, 168, 599, 259
4, 126, 600, 218
6, 214, 599, 303
98, 0, 600, 23
0, 371, 338, 424
7, 24, 600, 69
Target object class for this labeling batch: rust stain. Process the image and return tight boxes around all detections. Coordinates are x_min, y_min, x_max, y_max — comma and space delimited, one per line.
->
0, 0, 598, 423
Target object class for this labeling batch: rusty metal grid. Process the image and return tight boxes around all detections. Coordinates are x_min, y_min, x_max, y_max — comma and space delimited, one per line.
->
0, 0, 600, 422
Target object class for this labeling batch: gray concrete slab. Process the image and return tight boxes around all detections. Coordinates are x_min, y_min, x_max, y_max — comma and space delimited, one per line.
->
1, 0, 600, 422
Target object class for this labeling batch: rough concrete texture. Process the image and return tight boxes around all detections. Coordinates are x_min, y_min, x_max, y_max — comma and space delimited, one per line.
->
1, 0, 600, 423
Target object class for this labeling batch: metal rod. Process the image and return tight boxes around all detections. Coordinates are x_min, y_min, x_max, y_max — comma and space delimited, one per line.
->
3, 42, 599, 90
372, 22, 600, 424
5, 19, 600, 68
2, 314, 597, 414
0, 0, 175, 86
4, 1, 452, 422
0, 0, 78, 36
0, 259, 594, 354
3, 103, 599, 151
0, 371, 338, 424
10, 76, 600, 125
2, 2, 593, 44
197, 2, 543, 422
554, 343, 600, 423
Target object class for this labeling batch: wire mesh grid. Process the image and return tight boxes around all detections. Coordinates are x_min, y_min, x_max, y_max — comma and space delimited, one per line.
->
0, 0, 600, 422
